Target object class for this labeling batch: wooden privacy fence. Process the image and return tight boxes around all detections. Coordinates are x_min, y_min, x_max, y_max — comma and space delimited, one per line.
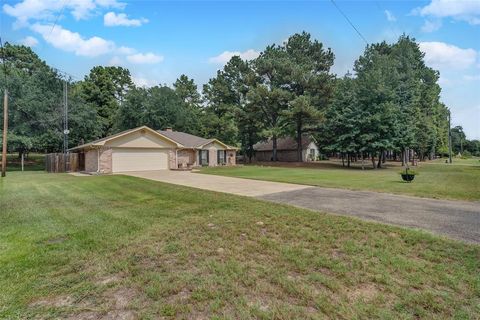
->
45, 153, 80, 173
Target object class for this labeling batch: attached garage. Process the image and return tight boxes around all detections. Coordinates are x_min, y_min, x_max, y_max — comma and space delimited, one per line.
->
70, 126, 236, 174
71, 126, 181, 174
112, 148, 169, 172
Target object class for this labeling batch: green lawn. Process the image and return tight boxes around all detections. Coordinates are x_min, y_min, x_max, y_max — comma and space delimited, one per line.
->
1, 172, 479, 319
199, 158, 480, 201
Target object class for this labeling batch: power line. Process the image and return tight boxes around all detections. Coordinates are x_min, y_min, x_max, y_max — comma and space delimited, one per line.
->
330, 0, 368, 45
49, 0, 69, 39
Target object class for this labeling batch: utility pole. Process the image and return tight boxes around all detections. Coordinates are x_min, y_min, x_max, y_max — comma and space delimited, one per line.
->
1, 89, 7, 177
63, 80, 69, 172
448, 110, 452, 164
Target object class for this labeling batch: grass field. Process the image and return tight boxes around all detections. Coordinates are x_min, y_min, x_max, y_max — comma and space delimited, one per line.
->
1, 172, 479, 319
199, 158, 480, 201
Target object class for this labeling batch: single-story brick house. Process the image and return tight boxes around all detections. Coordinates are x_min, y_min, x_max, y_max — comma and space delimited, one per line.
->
253, 136, 319, 162
70, 126, 237, 173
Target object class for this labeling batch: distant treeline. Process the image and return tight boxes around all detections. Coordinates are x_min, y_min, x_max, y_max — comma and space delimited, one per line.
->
1, 32, 478, 167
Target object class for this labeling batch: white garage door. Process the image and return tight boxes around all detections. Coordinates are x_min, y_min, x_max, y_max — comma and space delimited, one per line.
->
112, 148, 169, 172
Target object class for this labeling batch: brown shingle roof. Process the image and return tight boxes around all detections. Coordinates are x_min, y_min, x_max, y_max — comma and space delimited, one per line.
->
157, 130, 213, 148
253, 135, 315, 151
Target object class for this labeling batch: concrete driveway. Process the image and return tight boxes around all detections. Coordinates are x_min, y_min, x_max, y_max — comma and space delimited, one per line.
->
122, 170, 480, 244
123, 170, 309, 196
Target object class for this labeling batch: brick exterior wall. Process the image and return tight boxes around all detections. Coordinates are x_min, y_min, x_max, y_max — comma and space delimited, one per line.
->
226, 150, 236, 166
85, 149, 98, 172
84, 147, 234, 172
168, 149, 176, 169
99, 148, 112, 173
177, 149, 195, 168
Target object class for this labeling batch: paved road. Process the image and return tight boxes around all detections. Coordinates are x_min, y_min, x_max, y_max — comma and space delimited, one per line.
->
121, 171, 480, 244
259, 187, 480, 244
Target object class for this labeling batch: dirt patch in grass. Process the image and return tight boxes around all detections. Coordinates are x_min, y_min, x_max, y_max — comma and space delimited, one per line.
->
30, 295, 75, 308
346, 283, 379, 302
68, 310, 136, 320
96, 274, 123, 286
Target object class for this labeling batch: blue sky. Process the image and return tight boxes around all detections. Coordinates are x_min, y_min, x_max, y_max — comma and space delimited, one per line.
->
2, 0, 480, 139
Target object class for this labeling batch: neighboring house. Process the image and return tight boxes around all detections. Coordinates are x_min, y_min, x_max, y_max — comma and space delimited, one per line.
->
70, 126, 237, 173
253, 136, 319, 162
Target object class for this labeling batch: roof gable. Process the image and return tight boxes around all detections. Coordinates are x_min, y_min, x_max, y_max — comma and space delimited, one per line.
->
196, 139, 232, 149
105, 129, 179, 148
70, 126, 182, 151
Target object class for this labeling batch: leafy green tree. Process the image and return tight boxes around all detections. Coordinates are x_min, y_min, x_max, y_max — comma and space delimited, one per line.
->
117, 85, 189, 132
322, 76, 364, 167
354, 42, 398, 168
115, 87, 148, 131
0, 43, 63, 155
248, 45, 292, 161
173, 74, 203, 135
282, 32, 335, 161
80, 66, 133, 136
451, 126, 466, 154
202, 56, 255, 146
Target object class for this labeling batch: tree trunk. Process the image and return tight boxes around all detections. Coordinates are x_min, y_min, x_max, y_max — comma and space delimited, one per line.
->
247, 134, 254, 163
377, 151, 382, 168
296, 121, 302, 162
342, 153, 345, 167
347, 153, 351, 167
272, 135, 278, 162
371, 155, 376, 169
361, 152, 365, 170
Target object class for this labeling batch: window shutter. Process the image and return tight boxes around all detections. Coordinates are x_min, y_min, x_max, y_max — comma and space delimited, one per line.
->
206, 150, 209, 163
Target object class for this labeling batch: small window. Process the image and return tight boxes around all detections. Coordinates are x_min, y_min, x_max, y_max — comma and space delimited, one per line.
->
199, 150, 209, 165
309, 149, 316, 161
217, 150, 226, 165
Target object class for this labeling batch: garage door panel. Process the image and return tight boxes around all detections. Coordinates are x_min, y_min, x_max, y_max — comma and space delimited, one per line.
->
112, 148, 169, 172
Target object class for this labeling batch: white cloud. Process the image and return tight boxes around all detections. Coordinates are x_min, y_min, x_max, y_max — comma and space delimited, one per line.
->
132, 76, 158, 88
3, 0, 125, 27
116, 46, 136, 55
108, 56, 123, 66
20, 35, 38, 47
419, 42, 478, 70
104, 12, 148, 27
414, 0, 480, 25
31, 23, 115, 57
421, 19, 442, 32
30, 23, 161, 62
209, 49, 260, 64
384, 10, 396, 22
126, 52, 164, 64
